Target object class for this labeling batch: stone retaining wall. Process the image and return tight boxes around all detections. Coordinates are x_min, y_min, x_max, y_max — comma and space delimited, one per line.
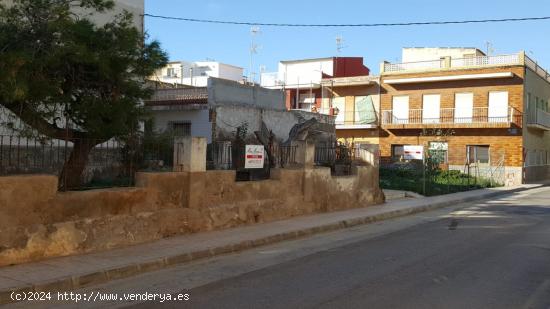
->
0, 164, 383, 266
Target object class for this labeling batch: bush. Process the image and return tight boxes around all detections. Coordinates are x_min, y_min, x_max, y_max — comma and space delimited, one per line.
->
380, 166, 501, 196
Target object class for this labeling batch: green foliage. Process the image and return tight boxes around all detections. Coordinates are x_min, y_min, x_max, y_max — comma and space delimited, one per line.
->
380, 166, 501, 197
0, 0, 168, 140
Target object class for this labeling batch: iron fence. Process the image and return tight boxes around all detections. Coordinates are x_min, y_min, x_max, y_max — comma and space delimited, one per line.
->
207, 141, 298, 180
315, 145, 354, 176
0, 134, 174, 190
380, 150, 505, 196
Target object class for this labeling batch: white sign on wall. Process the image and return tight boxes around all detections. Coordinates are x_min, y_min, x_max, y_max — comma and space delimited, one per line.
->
404, 145, 424, 160
245, 145, 265, 169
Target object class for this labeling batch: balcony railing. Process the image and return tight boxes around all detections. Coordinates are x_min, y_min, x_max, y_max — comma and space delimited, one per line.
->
525, 56, 550, 84
383, 59, 444, 73
318, 109, 377, 127
381, 107, 522, 128
383, 53, 523, 73
146, 87, 208, 102
450, 54, 521, 68
527, 108, 550, 130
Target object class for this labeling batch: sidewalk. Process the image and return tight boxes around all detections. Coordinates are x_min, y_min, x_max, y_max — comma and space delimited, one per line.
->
0, 183, 546, 304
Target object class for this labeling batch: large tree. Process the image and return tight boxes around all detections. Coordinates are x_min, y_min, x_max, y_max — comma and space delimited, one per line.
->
0, 0, 168, 189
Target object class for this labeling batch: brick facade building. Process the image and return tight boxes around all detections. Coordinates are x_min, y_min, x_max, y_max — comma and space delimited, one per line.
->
379, 48, 550, 185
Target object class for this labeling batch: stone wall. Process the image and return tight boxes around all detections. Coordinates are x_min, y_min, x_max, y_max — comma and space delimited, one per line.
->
0, 143, 383, 266
213, 105, 335, 143
208, 77, 286, 111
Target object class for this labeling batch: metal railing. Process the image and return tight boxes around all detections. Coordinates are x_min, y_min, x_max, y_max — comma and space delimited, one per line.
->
383, 53, 522, 73
332, 110, 378, 126
527, 107, 550, 129
0, 134, 175, 190
450, 54, 521, 68
525, 55, 550, 83
207, 141, 298, 170
315, 144, 378, 175
384, 59, 444, 73
146, 87, 208, 102
381, 107, 522, 126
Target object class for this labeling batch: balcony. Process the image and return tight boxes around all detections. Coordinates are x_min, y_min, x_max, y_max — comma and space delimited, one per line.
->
320, 110, 377, 129
381, 107, 522, 129
527, 108, 550, 130
382, 53, 523, 74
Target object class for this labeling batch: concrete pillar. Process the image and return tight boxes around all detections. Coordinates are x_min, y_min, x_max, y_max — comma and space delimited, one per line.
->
380, 61, 388, 73
304, 142, 315, 168
293, 140, 315, 168
293, 140, 306, 166
519, 50, 526, 65
444, 56, 452, 69
173, 136, 207, 172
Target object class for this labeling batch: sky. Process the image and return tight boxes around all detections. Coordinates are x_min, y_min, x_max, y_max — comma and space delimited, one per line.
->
145, 0, 550, 77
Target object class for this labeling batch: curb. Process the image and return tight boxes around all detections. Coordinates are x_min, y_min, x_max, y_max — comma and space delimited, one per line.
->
0, 184, 544, 305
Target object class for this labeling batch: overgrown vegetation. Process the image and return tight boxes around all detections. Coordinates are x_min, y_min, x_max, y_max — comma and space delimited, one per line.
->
380, 165, 501, 197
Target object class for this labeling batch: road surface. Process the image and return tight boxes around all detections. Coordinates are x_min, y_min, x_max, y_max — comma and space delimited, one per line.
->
11, 186, 550, 309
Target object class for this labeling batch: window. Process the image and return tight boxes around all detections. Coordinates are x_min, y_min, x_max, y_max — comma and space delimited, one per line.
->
527, 93, 532, 111
429, 142, 448, 164
454, 93, 473, 123
467, 145, 490, 165
422, 94, 441, 124
169, 122, 191, 137
391, 145, 405, 162
166, 68, 176, 77
488, 91, 509, 123
392, 96, 409, 124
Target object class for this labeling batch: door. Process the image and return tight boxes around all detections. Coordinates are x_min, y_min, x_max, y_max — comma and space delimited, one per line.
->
455, 93, 473, 123
488, 91, 509, 123
422, 94, 440, 124
392, 96, 409, 124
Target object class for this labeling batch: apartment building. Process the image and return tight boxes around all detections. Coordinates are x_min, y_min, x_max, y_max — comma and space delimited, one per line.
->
261, 57, 370, 111
151, 61, 244, 87
379, 47, 550, 185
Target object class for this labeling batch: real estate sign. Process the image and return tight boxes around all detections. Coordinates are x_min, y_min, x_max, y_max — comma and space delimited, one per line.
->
245, 145, 265, 169
404, 145, 424, 160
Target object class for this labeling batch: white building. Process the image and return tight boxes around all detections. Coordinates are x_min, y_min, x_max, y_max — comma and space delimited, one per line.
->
151, 61, 244, 87
261, 58, 336, 90
401, 47, 485, 63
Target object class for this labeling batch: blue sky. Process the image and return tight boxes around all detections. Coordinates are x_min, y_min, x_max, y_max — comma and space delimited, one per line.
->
145, 0, 550, 76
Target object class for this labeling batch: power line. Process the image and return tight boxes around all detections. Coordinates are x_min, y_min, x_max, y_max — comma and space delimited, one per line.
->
143, 14, 550, 28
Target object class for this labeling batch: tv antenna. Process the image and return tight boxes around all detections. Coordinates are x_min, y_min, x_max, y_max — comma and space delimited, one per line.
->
336, 35, 346, 54
249, 26, 261, 83
485, 41, 494, 56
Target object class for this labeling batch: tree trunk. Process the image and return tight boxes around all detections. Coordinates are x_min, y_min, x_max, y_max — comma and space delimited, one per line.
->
59, 139, 97, 190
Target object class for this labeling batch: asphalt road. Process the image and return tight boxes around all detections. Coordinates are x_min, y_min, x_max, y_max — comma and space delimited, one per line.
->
12, 187, 550, 309
149, 187, 550, 309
